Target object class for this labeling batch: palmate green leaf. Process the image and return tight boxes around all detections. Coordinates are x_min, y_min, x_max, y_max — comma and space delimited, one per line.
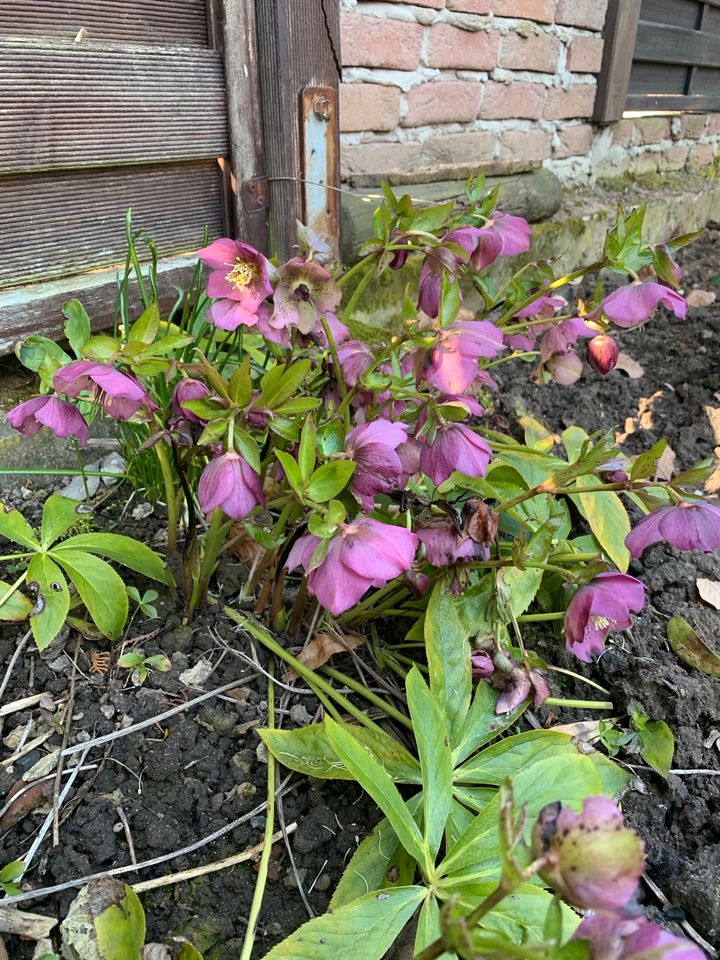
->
406, 668, 453, 859
53, 532, 171, 585
16, 335, 72, 389
569, 479, 630, 571
62, 299, 92, 357
40, 494, 82, 549
259, 722, 420, 783
629, 438, 668, 481
409, 199, 455, 232
0, 581, 33, 621
425, 584, 472, 748
52, 550, 128, 640
94, 882, 145, 960
26, 553, 69, 650
497, 567, 543, 619
451, 683, 526, 767
454, 731, 577, 785
326, 719, 428, 869
0, 502, 41, 550
262, 886, 425, 960
305, 461, 356, 502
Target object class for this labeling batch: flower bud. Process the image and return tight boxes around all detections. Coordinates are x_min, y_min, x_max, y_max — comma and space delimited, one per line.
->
586, 334, 619, 376
532, 796, 645, 912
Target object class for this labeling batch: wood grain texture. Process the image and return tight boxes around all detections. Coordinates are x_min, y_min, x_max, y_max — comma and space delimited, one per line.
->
635, 22, 720, 68
0, 39, 228, 173
593, 0, 641, 123
0, 162, 223, 288
0, 0, 209, 46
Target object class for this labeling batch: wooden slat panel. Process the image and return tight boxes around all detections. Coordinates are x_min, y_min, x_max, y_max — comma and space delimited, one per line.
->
634, 22, 720, 68
640, 0, 702, 28
691, 65, 720, 93
0, 1, 209, 46
0, 162, 223, 289
593, 0, 641, 123
629, 61, 689, 94
0, 40, 228, 173
705, 7, 720, 34
626, 92, 720, 111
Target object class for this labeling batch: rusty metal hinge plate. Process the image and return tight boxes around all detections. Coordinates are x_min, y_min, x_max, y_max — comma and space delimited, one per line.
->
301, 85, 339, 252
242, 176, 269, 213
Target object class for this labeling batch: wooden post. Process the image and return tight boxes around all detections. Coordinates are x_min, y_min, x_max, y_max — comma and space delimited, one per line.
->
254, 0, 341, 258
593, 0, 641, 123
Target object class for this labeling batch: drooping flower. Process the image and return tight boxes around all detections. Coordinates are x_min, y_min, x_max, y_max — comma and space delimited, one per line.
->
285, 518, 418, 615
422, 319, 505, 394
417, 519, 481, 567
514, 293, 565, 319
586, 333, 620, 375
532, 796, 645, 912
470, 211, 531, 271
564, 572, 645, 662
271, 257, 341, 334
197, 452, 264, 520
626, 501, 720, 557
345, 419, 408, 510
311, 312, 350, 348
539, 317, 596, 361
54, 361, 157, 420
397, 437, 422, 486
573, 913, 705, 960
172, 379, 211, 423
417, 227, 481, 318
420, 423, 492, 485
492, 659, 550, 713
336, 340, 375, 387
6, 395, 89, 446
471, 650, 495, 681
602, 282, 687, 328
198, 239, 273, 331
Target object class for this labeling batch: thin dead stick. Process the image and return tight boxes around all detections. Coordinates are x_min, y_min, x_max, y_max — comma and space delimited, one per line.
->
0, 765, 98, 821
0, 906, 56, 940
116, 805, 137, 865
643, 874, 717, 958
53, 636, 80, 846
61, 676, 252, 758
0, 629, 31, 701
133, 824, 296, 893
628, 764, 720, 776
0, 693, 45, 718
2, 774, 294, 907
1, 729, 54, 768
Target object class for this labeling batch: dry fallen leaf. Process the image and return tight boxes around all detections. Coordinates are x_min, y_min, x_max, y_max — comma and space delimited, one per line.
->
616, 391, 664, 443
654, 444, 677, 481
686, 288, 717, 308
284, 631, 366, 681
615, 352, 644, 379
705, 406, 720, 445
697, 578, 720, 611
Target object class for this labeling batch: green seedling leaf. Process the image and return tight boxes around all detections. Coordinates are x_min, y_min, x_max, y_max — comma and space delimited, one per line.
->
262, 885, 425, 960
410, 199, 455, 232
276, 450, 304, 497
63, 299, 92, 356
425, 584, 472, 748
637, 719, 674, 778
299, 415, 317, 481
128, 300, 160, 345
630, 439, 668, 481
82, 334, 120, 362
0, 581, 33, 621
326, 718, 428, 869
178, 944, 205, 960
26, 553, 69, 650
0, 502, 41, 550
667, 616, 720, 677
451, 684, 526, 767
406, 668, 453, 859
40, 494, 82, 549
305, 461, 356, 503
52, 550, 128, 640
117, 652, 144, 668
94, 881, 145, 960
55, 532, 171, 584
261, 359, 312, 409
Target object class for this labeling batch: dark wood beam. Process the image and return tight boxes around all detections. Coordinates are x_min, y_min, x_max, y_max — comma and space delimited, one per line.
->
593, 0, 642, 123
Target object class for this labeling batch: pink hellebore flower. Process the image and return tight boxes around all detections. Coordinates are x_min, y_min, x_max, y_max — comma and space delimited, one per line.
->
540, 317, 596, 362
420, 422, 492, 485
345, 419, 408, 510
423, 319, 505, 394
54, 361, 156, 420
471, 651, 495, 681
271, 257, 341, 335
564, 572, 645, 663
172, 379, 211, 423
198, 239, 273, 331
417, 520, 481, 567
417, 227, 481, 319
470, 211, 531, 271
6, 395, 89, 446
573, 913, 706, 960
493, 660, 549, 713
626, 501, 720, 557
198, 452, 264, 520
532, 796, 645, 913
286, 518, 418, 615
514, 293, 565, 319
602, 282, 687, 329
336, 340, 375, 387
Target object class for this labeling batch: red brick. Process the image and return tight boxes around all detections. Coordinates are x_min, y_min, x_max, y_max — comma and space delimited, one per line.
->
635, 116, 670, 145
446, 0, 491, 11
342, 141, 423, 177
543, 83, 596, 120
567, 36, 604, 73
403, 81, 483, 126
708, 114, 720, 136
499, 30, 561, 73
694, 143, 717, 167
555, 122, 594, 157
677, 114, 708, 139
555, 0, 607, 30
492, 0, 555, 22
427, 25, 499, 70
660, 145, 690, 172
387, 0, 445, 7
479, 80, 546, 119
340, 84, 402, 132
611, 118, 634, 147
632, 152, 659, 175
341, 14, 423, 70
421, 130, 497, 166
499, 127, 552, 162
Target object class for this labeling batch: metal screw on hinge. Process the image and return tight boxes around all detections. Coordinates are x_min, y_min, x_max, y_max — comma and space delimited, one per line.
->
313, 96, 332, 121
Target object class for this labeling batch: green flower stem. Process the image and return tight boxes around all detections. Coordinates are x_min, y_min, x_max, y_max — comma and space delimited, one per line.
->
335, 343, 395, 420
0, 571, 27, 612
516, 611, 565, 622
465, 560, 576, 579
320, 314, 349, 428
337, 253, 377, 289
544, 696, 614, 710
195, 507, 227, 609
0, 469, 129, 478
154, 441, 179, 555
341, 587, 412, 624
495, 259, 606, 327
495, 480, 638, 515
224, 608, 387, 733
547, 666, 611, 696
0, 554, 32, 563
321, 665, 412, 730
388, 651, 429, 675
339, 265, 375, 327
550, 552, 601, 563
239, 667, 275, 960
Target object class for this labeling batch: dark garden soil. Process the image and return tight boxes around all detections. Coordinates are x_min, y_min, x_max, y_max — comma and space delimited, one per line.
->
1, 229, 720, 958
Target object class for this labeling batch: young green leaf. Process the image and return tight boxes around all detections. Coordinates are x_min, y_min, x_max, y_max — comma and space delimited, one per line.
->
52, 550, 128, 640
228, 356, 253, 406
275, 450, 305, 497
299, 415, 317, 481
425, 584, 472, 748
0, 582, 33, 621
630, 439, 668, 481
53, 532, 171, 585
305, 461, 356, 503
0, 502, 41, 550
26, 553, 70, 650
128, 301, 160, 345
62, 299, 92, 357
40, 494, 82, 549
93, 881, 146, 960
451, 684, 527, 768
568, 481, 630, 572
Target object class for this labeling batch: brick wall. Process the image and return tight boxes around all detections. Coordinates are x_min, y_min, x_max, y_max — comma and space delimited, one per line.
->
338, 0, 720, 185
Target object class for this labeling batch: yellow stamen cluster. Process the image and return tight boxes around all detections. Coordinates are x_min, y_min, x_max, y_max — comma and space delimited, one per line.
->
226, 259, 256, 291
